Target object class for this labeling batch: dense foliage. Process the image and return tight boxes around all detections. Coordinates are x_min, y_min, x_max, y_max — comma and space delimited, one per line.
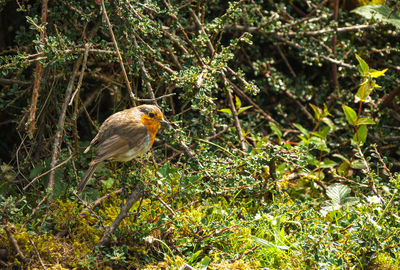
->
0, 0, 399, 269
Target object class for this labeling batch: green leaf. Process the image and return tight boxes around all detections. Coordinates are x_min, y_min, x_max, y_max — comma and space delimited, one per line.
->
351, 159, 367, 169
100, 177, 115, 189
310, 104, 321, 120
252, 236, 289, 250
342, 105, 357, 126
352, 5, 400, 29
319, 159, 337, 168
355, 54, 369, 75
355, 83, 372, 103
370, 68, 388, 78
353, 125, 368, 145
198, 256, 211, 270
357, 117, 375, 125
312, 126, 330, 139
218, 108, 232, 115
310, 136, 330, 152
332, 154, 350, 164
235, 96, 241, 109
269, 122, 282, 140
29, 165, 45, 178
294, 123, 310, 138
321, 117, 336, 131
326, 183, 358, 206
237, 105, 252, 115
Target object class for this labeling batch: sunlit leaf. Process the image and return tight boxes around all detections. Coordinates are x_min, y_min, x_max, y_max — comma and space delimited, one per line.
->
357, 117, 375, 125
310, 104, 321, 120
370, 68, 388, 78
355, 54, 369, 75
218, 108, 232, 115
252, 236, 289, 250
235, 95, 241, 109
321, 117, 335, 131
294, 123, 310, 138
238, 105, 252, 115
269, 122, 282, 140
342, 105, 358, 126
353, 124, 368, 145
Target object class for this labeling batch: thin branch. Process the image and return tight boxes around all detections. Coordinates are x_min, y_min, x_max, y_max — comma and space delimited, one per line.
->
134, 93, 176, 102
26, 0, 49, 139
5, 224, 27, 263
29, 239, 46, 269
101, 0, 136, 106
274, 35, 356, 69
189, 10, 247, 151
224, 77, 278, 124
20, 194, 49, 230
47, 59, 81, 191
132, 35, 157, 104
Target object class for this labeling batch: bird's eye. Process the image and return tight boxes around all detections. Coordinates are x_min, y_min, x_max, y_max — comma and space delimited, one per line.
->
149, 112, 155, 118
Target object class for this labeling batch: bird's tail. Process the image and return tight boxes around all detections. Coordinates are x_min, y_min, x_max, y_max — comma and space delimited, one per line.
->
77, 162, 99, 192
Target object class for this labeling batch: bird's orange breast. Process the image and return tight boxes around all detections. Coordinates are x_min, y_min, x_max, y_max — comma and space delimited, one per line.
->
141, 117, 161, 147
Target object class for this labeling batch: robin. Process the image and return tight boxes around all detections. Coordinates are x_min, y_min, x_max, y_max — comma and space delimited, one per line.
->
77, 104, 170, 192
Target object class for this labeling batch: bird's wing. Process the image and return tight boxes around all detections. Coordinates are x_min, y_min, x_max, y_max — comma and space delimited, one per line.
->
93, 125, 149, 163
97, 108, 142, 143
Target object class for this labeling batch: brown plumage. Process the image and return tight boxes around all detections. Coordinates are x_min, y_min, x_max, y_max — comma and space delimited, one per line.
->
77, 104, 169, 192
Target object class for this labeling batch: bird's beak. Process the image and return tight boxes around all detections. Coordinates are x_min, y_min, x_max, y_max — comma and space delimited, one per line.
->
160, 118, 171, 129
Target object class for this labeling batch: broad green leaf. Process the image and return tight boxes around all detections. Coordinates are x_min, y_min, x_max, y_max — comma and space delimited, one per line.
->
355, 83, 372, 103
29, 165, 45, 178
355, 54, 369, 75
337, 162, 350, 176
326, 183, 352, 205
198, 256, 211, 270
351, 159, 367, 169
310, 104, 321, 120
321, 117, 335, 131
294, 123, 310, 138
269, 122, 282, 140
312, 126, 330, 139
238, 105, 252, 115
100, 177, 115, 189
342, 105, 358, 126
370, 68, 388, 78
353, 124, 368, 145
252, 236, 289, 250
332, 154, 350, 164
218, 108, 232, 115
319, 159, 337, 168
323, 104, 331, 117
235, 96, 242, 109
352, 5, 400, 29
357, 117, 375, 125
310, 136, 330, 152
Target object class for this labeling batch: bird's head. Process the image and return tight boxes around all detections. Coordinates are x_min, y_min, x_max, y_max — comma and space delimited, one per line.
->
138, 104, 170, 129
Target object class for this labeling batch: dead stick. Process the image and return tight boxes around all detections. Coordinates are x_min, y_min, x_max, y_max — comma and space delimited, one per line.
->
5, 224, 27, 263
26, 0, 49, 139
70, 43, 91, 154
47, 59, 81, 191
98, 184, 144, 246
29, 239, 46, 269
